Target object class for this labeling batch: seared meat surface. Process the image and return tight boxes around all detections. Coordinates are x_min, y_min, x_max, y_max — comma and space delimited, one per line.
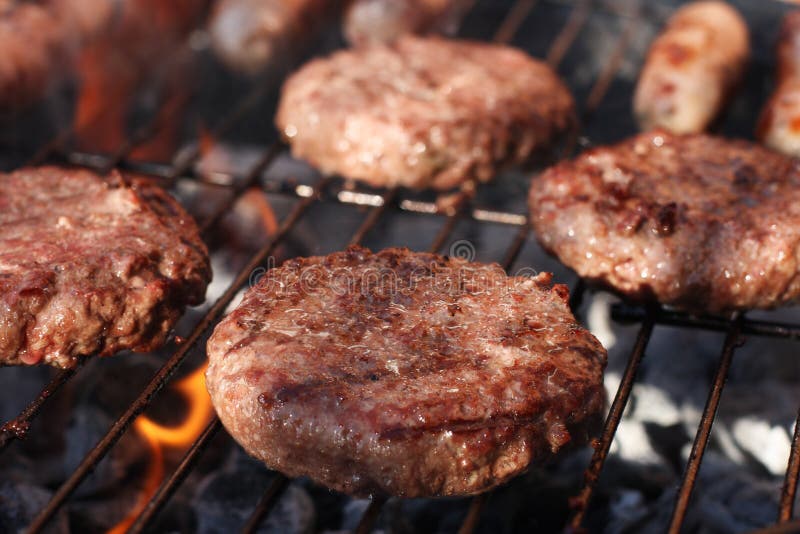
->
206, 246, 606, 497
276, 36, 575, 190
0, 167, 210, 367
529, 130, 800, 313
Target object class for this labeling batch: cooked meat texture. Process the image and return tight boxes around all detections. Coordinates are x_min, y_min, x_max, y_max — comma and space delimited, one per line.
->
633, 1, 749, 134
275, 36, 576, 190
209, 0, 331, 75
529, 130, 800, 313
343, 0, 468, 46
206, 246, 606, 497
0, 167, 211, 368
758, 12, 800, 157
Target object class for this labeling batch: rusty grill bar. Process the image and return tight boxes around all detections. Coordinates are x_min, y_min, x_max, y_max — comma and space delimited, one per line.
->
0, 0, 797, 533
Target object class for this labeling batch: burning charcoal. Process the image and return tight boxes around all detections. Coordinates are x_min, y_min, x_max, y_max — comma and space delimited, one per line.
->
193, 468, 314, 533
63, 406, 149, 497
0, 366, 51, 424
608, 452, 780, 533
0, 480, 68, 534
338, 499, 371, 531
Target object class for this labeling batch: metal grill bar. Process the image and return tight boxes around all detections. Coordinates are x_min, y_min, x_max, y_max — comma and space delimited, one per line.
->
458, 493, 489, 534
128, 417, 222, 534
0, 364, 80, 451
668, 314, 744, 533
197, 142, 284, 236
240, 475, 290, 534
569, 311, 656, 529
779, 408, 800, 522
751, 519, 800, 534
582, 0, 640, 118
354, 495, 389, 534
349, 187, 399, 246
613, 304, 800, 340
493, 0, 538, 43
500, 222, 531, 271
163, 74, 279, 187
545, 0, 591, 67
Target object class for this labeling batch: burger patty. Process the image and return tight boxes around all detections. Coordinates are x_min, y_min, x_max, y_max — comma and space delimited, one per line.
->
529, 130, 800, 313
0, 166, 211, 368
206, 246, 606, 497
275, 36, 576, 191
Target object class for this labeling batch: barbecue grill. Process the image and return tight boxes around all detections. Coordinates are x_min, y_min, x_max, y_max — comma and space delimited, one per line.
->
1, 0, 799, 532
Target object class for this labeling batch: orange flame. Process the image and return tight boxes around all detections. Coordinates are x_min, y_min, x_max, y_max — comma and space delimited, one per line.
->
245, 188, 280, 235
73, 0, 206, 157
198, 122, 216, 160
108, 363, 213, 534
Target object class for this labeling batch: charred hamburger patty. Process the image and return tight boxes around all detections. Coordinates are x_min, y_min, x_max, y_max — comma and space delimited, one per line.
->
529, 130, 800, 313
206, 246, 606, 497
275, 36, 576, 190
0, 167, 211, 368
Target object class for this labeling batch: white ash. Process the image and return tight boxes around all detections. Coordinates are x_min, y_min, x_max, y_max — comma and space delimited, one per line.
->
193, 450, 315, 534
584, 291, 800, 532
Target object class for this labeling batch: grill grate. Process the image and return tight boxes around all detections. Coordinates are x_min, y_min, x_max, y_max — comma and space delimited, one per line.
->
0, 1, 798, 533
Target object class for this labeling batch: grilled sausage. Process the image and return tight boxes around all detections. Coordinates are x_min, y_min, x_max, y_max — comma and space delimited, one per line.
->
757, 12, 800, 156
343, 0, 468, 46
633, 1, 749, 134
209, 0, 331, 75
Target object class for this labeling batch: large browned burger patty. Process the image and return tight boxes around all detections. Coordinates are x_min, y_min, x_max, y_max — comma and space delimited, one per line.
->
206, 246, 606, 497
275, 36, 576, 191
0, 167, 211, 368
529, 130, 800, 313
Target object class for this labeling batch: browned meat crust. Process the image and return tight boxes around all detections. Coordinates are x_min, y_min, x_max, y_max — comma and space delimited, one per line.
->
275, 36, 576, 191
343, 0, 468, 46
206, 246, 606, 497
0, 166, 211, 368
529, 130, 800, 313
